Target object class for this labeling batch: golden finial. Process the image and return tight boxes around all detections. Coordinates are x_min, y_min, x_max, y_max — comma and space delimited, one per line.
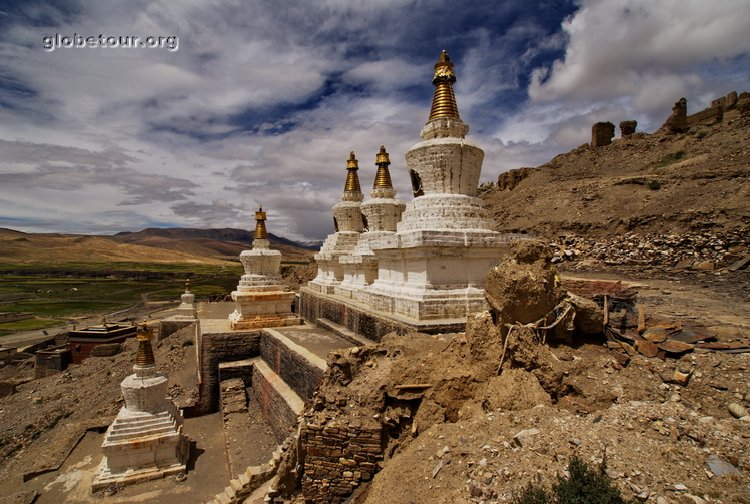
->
135, 323, 156, 367
254, 206, 268, 240
344, 151, 362, 193
427, 49, 460, 122
346, 151, 358, 169
373, 145, 393, 189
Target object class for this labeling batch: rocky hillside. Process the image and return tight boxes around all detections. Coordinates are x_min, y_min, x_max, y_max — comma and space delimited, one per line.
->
483, 94, 750, 240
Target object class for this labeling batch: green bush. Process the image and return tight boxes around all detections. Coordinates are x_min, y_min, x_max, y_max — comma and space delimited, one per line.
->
512, 457, 631, 504
513, 481, 551, 504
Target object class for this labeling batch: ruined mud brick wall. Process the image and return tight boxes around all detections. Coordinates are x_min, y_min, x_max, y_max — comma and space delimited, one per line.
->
688, 106, 723, 126
619, 120, 637, 137
302, 419, 383, 503
197, 324, 260, 413
688, 90, 749, 127
259, 331, 324, 401
591, 121, 615, 147
250, 363, 300, 442
300, 287, 465, 342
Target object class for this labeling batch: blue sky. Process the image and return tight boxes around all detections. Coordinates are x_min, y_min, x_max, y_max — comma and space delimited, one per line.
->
0, 0, 748, 241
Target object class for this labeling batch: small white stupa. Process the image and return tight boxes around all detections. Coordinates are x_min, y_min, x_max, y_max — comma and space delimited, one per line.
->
309, 152, 365, 294
228, 207, 298, 329
337, 145, 405, 299
159, 279, 198, 340
93, 325, 189, 490
174, 279, 197, 320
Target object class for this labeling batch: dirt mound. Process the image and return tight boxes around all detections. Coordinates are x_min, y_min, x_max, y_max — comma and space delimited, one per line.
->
485, 240, 565, 329
260, 245, 750, 504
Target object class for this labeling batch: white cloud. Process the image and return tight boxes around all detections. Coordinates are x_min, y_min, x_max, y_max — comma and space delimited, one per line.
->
529, 0, 750, 107
0, 0, 747, 241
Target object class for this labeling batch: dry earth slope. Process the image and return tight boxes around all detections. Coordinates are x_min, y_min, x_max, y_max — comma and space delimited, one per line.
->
483, 97, 750, 239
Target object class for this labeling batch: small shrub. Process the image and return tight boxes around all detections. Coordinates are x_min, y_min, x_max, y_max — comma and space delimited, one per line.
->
511, 456, 632, 504
554, 457, 631, 504
182, 339, 194, 347
513, 482, 550, 504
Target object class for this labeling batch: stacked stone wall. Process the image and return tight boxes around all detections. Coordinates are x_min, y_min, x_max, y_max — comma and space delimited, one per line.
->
250, 364, 300, 442
259, 332, 323, 401
197, 324, 261, 413
302, 420, 383, 503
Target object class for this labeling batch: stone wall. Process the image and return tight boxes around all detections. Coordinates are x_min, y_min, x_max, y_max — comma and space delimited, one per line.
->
251, 361, 302, 442
301, 419, 383, 503
197, 322, 261, 414
260, 330, 324, 401
687, 90, 749, 127
688, 106, 723, 126
300, 287, 465, 342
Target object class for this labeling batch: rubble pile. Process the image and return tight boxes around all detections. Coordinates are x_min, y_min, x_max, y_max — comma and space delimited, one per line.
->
548, 229, 750, 270
258, 240, 750, 503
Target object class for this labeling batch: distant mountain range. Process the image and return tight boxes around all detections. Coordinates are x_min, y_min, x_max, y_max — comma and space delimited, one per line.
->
0, 227, 319, 266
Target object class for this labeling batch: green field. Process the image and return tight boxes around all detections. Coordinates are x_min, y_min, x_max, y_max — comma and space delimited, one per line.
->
0, 262, 244, 336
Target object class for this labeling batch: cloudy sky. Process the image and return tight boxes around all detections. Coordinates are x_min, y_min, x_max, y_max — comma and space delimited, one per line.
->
1, 0, 748, 241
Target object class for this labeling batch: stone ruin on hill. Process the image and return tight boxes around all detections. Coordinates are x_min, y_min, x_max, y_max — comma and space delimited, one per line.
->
587, 89, 749, 148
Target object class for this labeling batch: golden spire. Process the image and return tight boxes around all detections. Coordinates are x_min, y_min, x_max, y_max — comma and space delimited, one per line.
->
427, 50, 460, 122
373, 145, 393, 189
344, 151, 362, 193
135, 324, 155, 367
254, 206, 268, 240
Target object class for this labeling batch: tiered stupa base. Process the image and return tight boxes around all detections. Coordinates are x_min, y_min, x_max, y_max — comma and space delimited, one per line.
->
362, 229, 514, 320
92, 404, 188, 490
308, 231, 361, 294
230, 284, 298, 330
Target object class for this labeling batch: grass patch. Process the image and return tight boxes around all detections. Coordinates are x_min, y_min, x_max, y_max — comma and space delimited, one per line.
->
0, 262, 241, 327
653, 150, 687, 167
0, 317, 61, 336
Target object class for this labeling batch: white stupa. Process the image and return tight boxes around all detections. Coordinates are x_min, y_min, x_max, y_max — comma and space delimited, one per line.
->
360, 50, 512, 320
92, 325, 189, 490
337, 145, 405, 299
308, 152, 365, 294
228, 207, 298, 329
174, 280, 197, 320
